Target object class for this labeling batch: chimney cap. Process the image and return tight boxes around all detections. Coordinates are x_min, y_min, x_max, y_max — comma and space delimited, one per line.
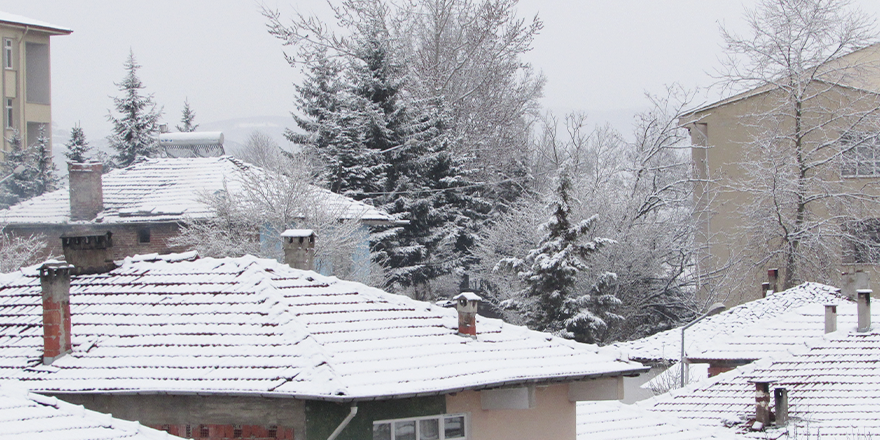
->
454, 292, 482, 302
281, 229, 316, 238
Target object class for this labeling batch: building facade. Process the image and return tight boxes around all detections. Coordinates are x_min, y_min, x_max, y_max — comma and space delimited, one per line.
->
0, 11, 70, 154
680, 43, 880, 304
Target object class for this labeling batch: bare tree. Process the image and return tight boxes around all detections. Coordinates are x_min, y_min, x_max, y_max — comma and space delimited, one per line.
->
0, 227, 47, 273
170, 159, 369, 282
717, 0, 880, 290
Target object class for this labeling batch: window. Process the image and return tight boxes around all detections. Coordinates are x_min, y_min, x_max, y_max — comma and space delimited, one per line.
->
842, 133, 880, 177
3, 39, 11, 69
373, 414, 466, 440
138, 227, 151, 244
4, 99, 11, 129
846, 219, 880, 264
199, 425, 210, 438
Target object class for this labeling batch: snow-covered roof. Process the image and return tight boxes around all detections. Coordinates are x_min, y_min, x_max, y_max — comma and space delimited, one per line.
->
0, 384, 180, 440
576, 400, 736, 440
0, 156, 395, 225
0, 11, 71, 34
614, 283, 847, 362
642, 325, 880, 439
0, 253, 645, 400
690, 301, 874, 363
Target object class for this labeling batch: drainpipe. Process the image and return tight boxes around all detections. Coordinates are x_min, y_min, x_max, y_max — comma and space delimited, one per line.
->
327, 405, 358, 440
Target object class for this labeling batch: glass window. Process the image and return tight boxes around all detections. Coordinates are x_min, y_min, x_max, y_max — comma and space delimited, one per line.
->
373, 423, 392, 440
419, 419, 439, 440
374, 414, 466, 440
4, 99, 11, 129
4, 39, 11, 69
394, 421, 416, 440
444, 416, 465, 439
842, 133, 880, 177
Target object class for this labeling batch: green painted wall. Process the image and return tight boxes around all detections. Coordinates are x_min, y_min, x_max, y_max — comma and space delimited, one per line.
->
305, 396, 446, 440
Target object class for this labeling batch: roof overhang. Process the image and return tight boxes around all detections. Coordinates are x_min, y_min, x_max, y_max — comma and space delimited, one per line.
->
37, 367, 650, 403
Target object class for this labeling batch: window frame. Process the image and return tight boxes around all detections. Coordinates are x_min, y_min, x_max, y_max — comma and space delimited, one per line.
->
373, 413, 467, 440
3, 38, 11, 70
841, 132, 880, 177
4, 98, 11, 129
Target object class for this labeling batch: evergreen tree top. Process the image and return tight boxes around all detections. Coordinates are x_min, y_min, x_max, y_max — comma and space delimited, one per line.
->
176, 99, 199, 132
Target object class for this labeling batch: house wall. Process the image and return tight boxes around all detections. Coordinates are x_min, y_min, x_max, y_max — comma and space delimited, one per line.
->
305, 396, 446, 440
445, 384, 576, 440
50, 393, 305, 440
7, 222, 185, 263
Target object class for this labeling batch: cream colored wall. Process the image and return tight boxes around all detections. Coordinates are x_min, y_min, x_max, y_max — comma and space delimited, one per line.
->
685, 74, 880, 304
445, 384, 576, 440
0, 26, 54, 154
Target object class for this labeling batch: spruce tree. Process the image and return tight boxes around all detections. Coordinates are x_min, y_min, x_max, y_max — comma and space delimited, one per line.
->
31, 125, 57, 197
0, 130, 36, 208
176, 99, 198, 132
107, 51, 162, 168
64, 124, 91, 163
497, 170, 621, 343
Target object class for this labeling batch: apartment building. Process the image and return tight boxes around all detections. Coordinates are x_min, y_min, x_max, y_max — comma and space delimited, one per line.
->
0, 11, 70, 154
679, 43, 880, 304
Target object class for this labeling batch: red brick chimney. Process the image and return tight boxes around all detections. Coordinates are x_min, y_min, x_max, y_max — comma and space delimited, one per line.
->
752, 381, 773, 430
454, 292, 481, 337
39, 262, 74, 365
68, 162, 103, 221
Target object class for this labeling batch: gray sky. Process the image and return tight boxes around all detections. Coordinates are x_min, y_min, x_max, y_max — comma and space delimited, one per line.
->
5, 0, 880, 141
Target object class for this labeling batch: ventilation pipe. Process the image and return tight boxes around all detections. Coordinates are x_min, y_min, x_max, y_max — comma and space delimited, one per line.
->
825, 304, 837, 334
774, 388, 789, 426
858, 289, 872, 333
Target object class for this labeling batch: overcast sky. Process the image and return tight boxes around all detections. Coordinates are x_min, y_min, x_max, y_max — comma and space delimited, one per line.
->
5, 0, 880, 141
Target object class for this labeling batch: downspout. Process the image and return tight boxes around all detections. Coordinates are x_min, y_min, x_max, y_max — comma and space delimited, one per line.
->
327, 404, 358, 440
15, 25, 30, 146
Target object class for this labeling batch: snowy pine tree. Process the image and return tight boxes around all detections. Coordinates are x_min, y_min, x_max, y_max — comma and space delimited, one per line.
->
496, 170, 621, 343
0, 130, 36, 208
31, 125, 57, 197
107, 51, 162, 168
64, 124, 91, 163
176, 99, 199, 132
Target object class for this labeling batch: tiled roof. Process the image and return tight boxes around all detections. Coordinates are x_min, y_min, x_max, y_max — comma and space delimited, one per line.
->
0, 384, 180, 440
0, 253, 645, 400
643, 325, 880, 439
0, 157, 395, 225
614, 283, 847, 363
690, 301, 871, 363
576, 400, 736, 440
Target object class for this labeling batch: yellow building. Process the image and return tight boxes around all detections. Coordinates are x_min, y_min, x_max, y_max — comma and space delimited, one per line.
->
0, 11, 70, 154
680, 43, 880, 305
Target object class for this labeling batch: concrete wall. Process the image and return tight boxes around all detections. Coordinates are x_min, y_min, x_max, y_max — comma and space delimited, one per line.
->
446, 384, 576, 440
52, 393, 305, 439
